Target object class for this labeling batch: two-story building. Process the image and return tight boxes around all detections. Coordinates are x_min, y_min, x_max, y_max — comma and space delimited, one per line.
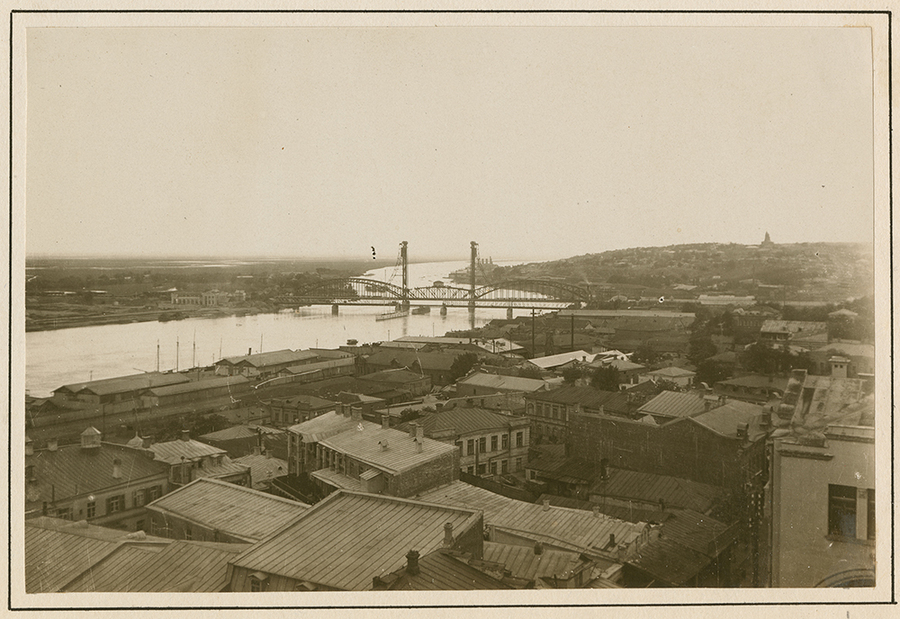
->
398, 407, 530, 477
524, 385, 633, 443
25, 428, 169, 532
146, 430, 251, 488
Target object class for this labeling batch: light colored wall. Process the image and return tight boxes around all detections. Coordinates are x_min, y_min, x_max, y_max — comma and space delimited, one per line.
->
771, 436, 876, 587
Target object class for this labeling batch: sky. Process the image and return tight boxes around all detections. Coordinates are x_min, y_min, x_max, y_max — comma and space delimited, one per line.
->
25, 26, 875, 262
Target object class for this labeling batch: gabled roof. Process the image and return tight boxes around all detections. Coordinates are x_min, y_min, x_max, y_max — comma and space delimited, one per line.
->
287, 411, 379, 444
529, 350, 597, 369
811, 341, 875, 359
61, 539, 249, 592
366, 349, 462, 372
483, 542, 587, 583
318, 425, 457, 475
376, 549, 512, 590
416, 481, 643, 556
525, 385, 628, 412
638, 391, 710, 418
229, 490, 481, 591
456, 372, 549, 392
26, 524, 122, 592
360, 368, 430, 384
715, 374, 788, 391
397, 408, 529, 438
232, 453, 289, 488
143, 375, 249, 397
645, 366, 696, 379
759, 320, 827, 335
146, 477, 307, 542
147, 438, 226, 465
220, 349, 319, 368
690, 400, 765, 440
56, 372, 190, 396
25, 442, 168, 508
272, 394, 338, 409
198, 424, 284, 442
590, 468, 725, 513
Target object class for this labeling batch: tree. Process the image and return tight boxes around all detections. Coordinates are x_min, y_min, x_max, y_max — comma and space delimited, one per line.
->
517, 365, 543, 379
688, 335, 718, 366
632, 344, 658, 365
696, 359, 731, 386
561, 366, 583, 384
449, 352, 479, 381
590, 366, 621, 391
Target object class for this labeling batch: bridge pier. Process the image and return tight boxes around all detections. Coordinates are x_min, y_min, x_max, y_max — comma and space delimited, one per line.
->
507, 306, 514, 320
332, 304, 339, 315
440, 304, 448, 316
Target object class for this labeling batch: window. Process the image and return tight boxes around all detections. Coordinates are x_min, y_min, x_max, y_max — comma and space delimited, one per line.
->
516, 431, 524, 447
184, 526, 193, 540
455, 440, 463, 454
86, 501, 96, 519
147, 486, 162, 502
501, 460, 508, 474
479, 437, 486, 453
478, 464, 487, 475
529, 470, 536, 480
868, 489, 875, 540
515, 457, 522, 471
491, 435, 498, 452
249, 574, 268, 592
466, 439, 475, 456
467, 466, 474, 475
490, 461, 497, 474
502, 434, 509, 450
106, 495, 125, 514
133, 489, 145, 507
135, 520, 145, 532
828, 484, 857, 538
55, 507, 73, 520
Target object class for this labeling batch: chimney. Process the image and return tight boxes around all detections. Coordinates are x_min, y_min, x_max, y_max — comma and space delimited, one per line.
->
600, 458, 609, 480
25, 437, 33, 456
592, 505, 600, 518
704, 400, 712, 411
534, 541, 543, 555
351, 406, 362, 422
416, 425, 424, 443
180, 429, 190, 442
760, 410, 772, 430
543, 499, 550, 511
659, 498, 666, 511
409, 423, 417, 438
608, 533, 616, 547
435, 402, 444, 411
248, 347, 252, 356
443, 522, 454, 548
381, 414, 390, 430
47, 438, 58, 452
405, 549, 421, 576
415, 439, 423, 454
736, 423, 749, 440
379, 440, 389, 451
112, 458, 122, 479
252, 445, 261, 456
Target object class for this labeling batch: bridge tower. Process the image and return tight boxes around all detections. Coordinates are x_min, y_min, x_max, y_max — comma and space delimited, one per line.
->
400, 241, 409, 309
469, 241, 478, 312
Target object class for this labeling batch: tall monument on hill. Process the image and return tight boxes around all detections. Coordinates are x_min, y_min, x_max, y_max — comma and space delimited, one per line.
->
761, 231, 774, 247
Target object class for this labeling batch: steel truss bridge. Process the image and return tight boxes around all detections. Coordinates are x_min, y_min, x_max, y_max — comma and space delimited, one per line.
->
273, 276, 591, 309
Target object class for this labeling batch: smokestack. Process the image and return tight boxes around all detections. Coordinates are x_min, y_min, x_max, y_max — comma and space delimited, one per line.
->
180, 429, 190, 442
381, 414, 390, 430
112, 458, 122, 479
405, 549, 420, 575
443, 522, 454, 548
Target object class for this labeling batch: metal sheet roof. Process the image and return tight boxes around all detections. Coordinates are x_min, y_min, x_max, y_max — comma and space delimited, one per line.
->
310, 468, 365, 492
230, 490, 481, 591
57, 372, 190, 396
221, 349, 319, 368
146, 478, 307, 542
232, 454, 289, 488
457, 372, 549, 392
25, 525, 121, 592
144, 375, 249, 396
529, 350, 597, 369
645, 366, 696, 379
398, 408, 529, 438
416, 481, 642, 555
288, 411, 379, 444
590, 468, 724, 514
638, 391, 710, 418
199, 424, 284, 442
379, 549, 511, 590
483, 542, 584, 582
690, 400, 765, 440
148, 438, 226, 465
318, 426, 457, 475
62, 540, 249, 592
24, 443, 169, 507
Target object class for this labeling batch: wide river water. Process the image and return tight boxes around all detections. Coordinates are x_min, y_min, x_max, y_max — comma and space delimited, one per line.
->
25, 260, 535, 397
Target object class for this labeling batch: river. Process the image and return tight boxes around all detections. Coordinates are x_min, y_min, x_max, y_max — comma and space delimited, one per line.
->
25, 260, 535, 398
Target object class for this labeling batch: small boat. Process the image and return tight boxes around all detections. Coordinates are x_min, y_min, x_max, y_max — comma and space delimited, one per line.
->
346, 339, 358, 345
376, 309, 410, 321
411, 306, 430, 315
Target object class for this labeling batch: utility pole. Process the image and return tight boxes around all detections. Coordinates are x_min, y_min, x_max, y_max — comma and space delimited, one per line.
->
531, 308, 536, 359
